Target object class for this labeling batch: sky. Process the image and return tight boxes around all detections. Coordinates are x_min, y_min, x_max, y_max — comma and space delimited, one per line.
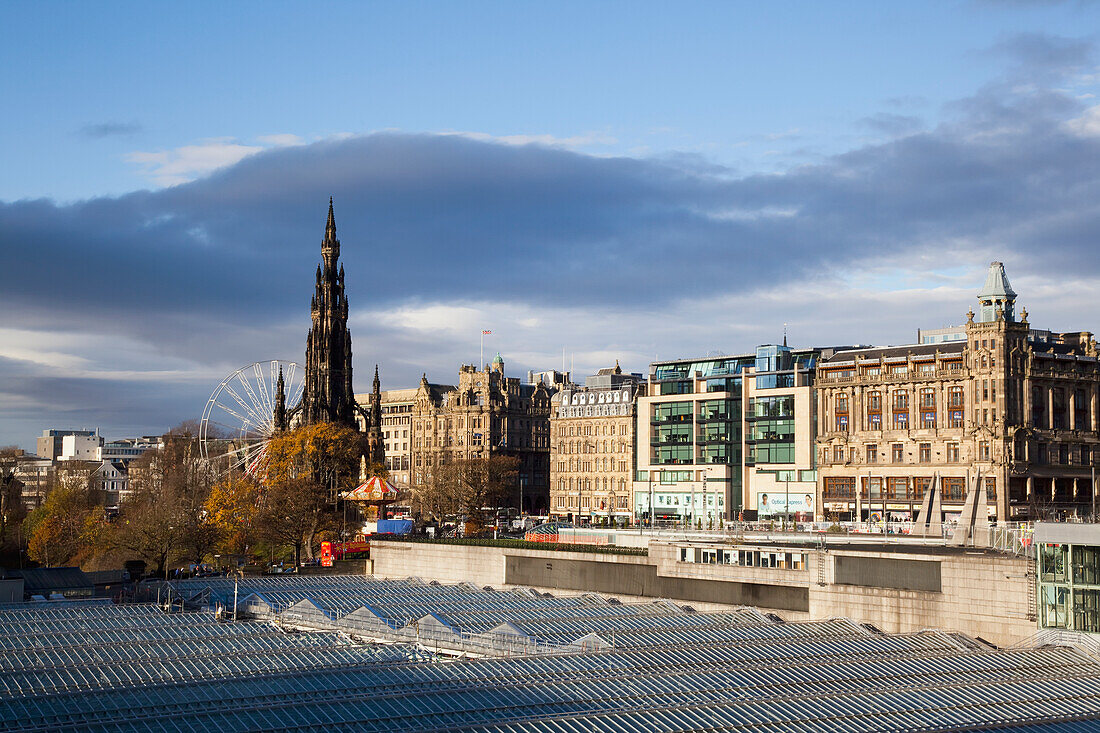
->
2, 1, 1100, 450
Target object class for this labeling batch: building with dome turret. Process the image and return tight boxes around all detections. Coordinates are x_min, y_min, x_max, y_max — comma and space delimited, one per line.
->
816, 261, 1100, 522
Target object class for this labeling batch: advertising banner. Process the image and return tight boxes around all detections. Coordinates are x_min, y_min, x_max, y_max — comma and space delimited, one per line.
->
758, 492, 814, 516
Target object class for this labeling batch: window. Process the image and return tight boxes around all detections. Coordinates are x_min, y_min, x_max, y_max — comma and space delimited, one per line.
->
887, 476, 909, 499
948, 409, 963, 428
948, 386, 964, 408
866, 391, 884, 431
919, 443, 931, 463
979, 441, 991, 460
942, 477, 966, 500
920, 388, 936, 408
892, 444, 904, 463
834, 394, 850, 431
823, 477, 856, 499
833, 446, 845, 462
947, 443, 959, 463
865, 444, 878, 464
923, 410, 937, 429
892, 412, 909, 430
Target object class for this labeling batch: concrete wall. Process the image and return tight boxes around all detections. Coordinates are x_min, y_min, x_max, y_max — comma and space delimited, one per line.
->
0, 579, 23, 603
811, 546, 1034, 647
370, 539, 1037, 647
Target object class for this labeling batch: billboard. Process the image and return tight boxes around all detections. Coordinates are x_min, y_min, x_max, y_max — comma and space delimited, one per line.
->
758, 492, 814, 516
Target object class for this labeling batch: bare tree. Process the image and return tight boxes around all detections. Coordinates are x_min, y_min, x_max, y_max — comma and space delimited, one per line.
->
416, 455, 519, 523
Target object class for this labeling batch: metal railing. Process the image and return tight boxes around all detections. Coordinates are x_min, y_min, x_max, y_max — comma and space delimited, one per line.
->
629, 520, 1037, 550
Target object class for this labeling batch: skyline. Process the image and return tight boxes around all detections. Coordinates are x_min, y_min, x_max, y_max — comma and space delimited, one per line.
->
4, 2, 1100, 449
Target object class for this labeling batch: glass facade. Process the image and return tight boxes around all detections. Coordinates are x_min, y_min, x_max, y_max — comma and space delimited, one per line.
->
747, 395, 795, 465
1039, 540, 1100, 634
644, 349, 818, 518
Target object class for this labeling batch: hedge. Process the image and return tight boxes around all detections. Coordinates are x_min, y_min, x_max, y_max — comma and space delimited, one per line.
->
375, 536, 649, 556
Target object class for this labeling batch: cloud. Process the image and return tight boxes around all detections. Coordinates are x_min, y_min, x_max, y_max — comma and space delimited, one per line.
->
1065, 104, 1100, 135
125, 138, 264, 186
858, 113, 924, 137
256, 133, 306, 147
441, 130, 619, 149
79, 121, 142, 139
983, 32, 1093, 85
4, 33, 1100, 447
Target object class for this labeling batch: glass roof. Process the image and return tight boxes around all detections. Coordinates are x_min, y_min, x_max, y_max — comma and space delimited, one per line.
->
0, 576, 1098, 732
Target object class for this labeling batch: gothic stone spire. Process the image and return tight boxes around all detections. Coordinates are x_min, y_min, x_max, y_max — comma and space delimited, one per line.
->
366, 364, 386, 467
301, 198, 357, 428
274, 366, 288, 432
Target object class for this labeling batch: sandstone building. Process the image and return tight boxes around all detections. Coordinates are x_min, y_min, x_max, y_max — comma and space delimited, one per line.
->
409, 356, 553, 512
816, 262, 1099, 522
549, 363, 642, 525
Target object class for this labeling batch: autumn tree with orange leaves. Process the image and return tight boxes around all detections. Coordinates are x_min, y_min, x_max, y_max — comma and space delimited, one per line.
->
260, 422, 362, 563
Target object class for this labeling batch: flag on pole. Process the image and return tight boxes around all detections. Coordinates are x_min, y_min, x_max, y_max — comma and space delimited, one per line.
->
482, 330, 492, 334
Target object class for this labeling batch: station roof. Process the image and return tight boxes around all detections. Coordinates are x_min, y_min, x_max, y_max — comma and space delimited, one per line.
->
0, 576, 1097, 732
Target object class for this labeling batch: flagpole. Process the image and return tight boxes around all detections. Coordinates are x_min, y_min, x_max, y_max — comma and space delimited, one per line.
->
481, 330, 484, 370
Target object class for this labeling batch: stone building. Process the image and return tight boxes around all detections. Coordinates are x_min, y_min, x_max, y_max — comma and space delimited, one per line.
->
409, 355, 553, 512
816, 262, 1100, 522
355, 381, 455, 492
549, 363, 642, 525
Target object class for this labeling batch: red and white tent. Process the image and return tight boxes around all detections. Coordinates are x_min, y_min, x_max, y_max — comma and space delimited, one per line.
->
343, 476, 400, 503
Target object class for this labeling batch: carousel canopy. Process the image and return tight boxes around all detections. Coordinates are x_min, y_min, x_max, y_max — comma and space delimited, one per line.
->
344, 475, 400, 502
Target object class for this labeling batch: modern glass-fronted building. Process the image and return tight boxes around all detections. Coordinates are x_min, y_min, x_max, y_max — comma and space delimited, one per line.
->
1036, 522, 1100, 634
634, 345, 819, 523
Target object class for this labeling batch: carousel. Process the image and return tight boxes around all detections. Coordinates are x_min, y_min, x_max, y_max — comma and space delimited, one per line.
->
343, 475, 402, 520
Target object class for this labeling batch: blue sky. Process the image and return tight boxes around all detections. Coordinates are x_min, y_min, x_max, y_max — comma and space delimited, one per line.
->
3, 1, 1088, 200
2, 1, 1100, 448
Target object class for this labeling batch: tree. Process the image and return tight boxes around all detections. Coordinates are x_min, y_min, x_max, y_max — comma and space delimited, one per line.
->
259, 476, 331, 566
416, 455, 519, 523
206, 472, 262, 557
0, 447, 28, 557
116, 424, 216, 575
25, 464, 102, 567
262, 423, 361, 560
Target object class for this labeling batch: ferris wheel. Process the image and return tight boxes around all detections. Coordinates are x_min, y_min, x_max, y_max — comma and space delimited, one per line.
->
199, 360, 304, 474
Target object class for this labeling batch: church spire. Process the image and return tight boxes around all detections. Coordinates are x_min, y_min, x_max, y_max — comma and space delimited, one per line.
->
321, 196, 340, 272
